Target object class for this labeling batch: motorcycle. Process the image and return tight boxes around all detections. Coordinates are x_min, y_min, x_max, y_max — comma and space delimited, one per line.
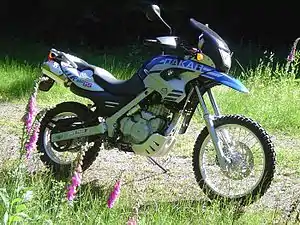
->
37, 4, 275, 204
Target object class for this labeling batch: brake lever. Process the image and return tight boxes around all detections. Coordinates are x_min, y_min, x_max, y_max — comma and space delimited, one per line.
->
180, 43, 199, 55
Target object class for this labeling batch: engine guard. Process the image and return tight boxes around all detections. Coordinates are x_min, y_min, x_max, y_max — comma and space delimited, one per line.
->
132, 133, 176, 157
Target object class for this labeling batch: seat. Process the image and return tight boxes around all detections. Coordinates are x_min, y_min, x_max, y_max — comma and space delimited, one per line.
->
74, 60, 93, 71
65, 53, 95, 71
62, 52, 145, 96
93, 67, 145, 96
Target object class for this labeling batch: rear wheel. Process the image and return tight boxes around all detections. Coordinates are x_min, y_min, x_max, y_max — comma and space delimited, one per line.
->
193, 115, 275, 205
37, 102, 101, 180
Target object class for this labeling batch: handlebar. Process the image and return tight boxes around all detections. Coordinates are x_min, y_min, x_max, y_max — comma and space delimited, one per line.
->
179, 42, 199, 55
143, 39, 159, 46
143, 38, 200, 55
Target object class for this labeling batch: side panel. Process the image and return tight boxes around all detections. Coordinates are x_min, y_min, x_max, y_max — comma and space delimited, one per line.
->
69, 84, 134, 117
62, 65, 104, 92
41, 60, 105, 92
142, 55, 201, 103
141, 55, 248, 94
41, 61, 66, 84
144, 73, 187, 103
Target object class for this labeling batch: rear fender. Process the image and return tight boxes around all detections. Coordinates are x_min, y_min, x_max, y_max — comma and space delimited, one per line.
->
41, 60, 105, 92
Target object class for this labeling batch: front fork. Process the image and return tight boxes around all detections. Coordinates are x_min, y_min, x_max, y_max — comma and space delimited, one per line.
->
194, 86, 231, 170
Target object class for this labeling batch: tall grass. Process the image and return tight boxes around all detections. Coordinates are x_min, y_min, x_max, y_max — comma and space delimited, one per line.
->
0, 160, 279, 225
210, 50, 300, 135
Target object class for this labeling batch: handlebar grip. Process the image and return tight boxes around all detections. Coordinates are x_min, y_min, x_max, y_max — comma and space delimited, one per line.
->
143, 39, 159, 46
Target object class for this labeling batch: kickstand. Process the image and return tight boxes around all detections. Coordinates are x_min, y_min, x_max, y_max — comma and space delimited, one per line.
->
147, 157, 168, 174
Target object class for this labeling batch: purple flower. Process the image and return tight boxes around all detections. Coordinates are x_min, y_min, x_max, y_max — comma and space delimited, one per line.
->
72, 171, 81, 186
127, 218, 137, 225
25, 122, 40, 159
24, 94, 38, 134
287, 38, 300, 62
67, 185, 76, 201
67, 171, 82, 201
287, 47, 296, 62
107, 180, 121, 208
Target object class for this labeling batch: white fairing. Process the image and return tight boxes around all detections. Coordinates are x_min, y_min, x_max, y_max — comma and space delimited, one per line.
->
143, 62, 198, 103
61, 63, 104, 92
42, 61, 65, 84
65, 53, 86, 64
48, 61, 63, 75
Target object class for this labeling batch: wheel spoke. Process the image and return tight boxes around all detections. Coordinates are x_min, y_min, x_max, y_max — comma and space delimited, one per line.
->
193, 115, 275, 203
43, 112, 84, 165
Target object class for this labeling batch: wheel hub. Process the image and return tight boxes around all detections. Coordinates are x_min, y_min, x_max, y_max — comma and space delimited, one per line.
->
50, 117, 86, 153
222, 141, 254, 180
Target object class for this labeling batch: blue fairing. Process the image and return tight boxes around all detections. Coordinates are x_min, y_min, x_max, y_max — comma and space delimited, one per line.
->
201, 70, 249, 93
143, 56, 169, 70
139, 55, 249, 93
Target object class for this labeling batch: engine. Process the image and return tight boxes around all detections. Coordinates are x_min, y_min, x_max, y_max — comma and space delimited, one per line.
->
119, 104, 170, 144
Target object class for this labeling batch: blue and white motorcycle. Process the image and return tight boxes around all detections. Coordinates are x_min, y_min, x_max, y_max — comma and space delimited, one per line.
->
37, 4, 275, 204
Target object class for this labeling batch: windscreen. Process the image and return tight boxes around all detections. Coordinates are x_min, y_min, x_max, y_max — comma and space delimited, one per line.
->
189, 18, 230, 51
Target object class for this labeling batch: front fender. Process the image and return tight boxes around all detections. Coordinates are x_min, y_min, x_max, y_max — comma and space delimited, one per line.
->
201, 70, 249, 93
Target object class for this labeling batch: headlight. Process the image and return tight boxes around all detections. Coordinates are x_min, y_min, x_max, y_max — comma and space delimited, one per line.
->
219, 48, 231, 69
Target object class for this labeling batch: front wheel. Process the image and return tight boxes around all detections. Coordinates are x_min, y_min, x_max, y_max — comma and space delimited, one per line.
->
193, 115, 275, 204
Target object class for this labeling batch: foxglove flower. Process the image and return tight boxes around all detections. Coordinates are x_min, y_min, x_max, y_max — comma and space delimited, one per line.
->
287, 37, 300, 62
25, 122, 40, 159
24, 89, 38, 135
287, 47, 296, 62
72, 171, 81, 186
25, 95, 37, 134
23, 76, 46, 135
107, 180, 121, 208
67, 171, 82, 201
67, 184, 76, 201
127, 217, 137, 225
66, 147, 86, 201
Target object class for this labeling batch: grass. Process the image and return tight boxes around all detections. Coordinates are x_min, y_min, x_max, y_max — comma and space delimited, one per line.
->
211, 78, 300, 135
0, 161, 280, 225
0, 41, 300, 224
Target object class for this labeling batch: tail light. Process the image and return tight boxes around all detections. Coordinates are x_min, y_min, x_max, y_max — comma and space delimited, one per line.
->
48, 52, 56, 61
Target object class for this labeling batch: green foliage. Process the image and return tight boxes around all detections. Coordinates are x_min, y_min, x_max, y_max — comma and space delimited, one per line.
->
0, 164, 282, 224
0, 162, 32, 225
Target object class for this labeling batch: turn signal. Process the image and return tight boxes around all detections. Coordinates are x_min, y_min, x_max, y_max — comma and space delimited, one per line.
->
196, 53, 203, 61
